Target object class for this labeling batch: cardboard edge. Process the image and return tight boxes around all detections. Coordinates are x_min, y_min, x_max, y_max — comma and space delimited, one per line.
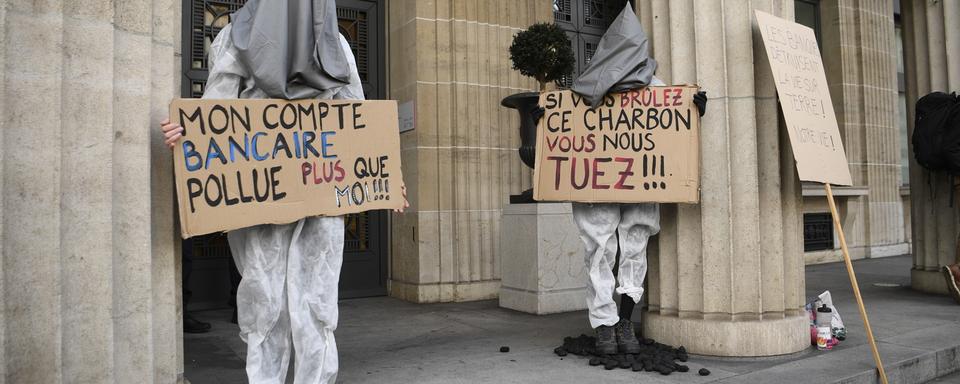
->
169, 100, 193, 239
532, 93, 546, 201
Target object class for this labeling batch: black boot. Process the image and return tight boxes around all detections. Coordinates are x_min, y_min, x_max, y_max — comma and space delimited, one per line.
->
182, 238, 210, 334
615, 319, 641, 354
595, 325, 617, 355
184, 313, 211, 334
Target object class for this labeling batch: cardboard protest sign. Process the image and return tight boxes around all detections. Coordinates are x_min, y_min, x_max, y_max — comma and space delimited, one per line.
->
755, 10, 853, 186
169, 99, 404, 238
533, 86, 700, 203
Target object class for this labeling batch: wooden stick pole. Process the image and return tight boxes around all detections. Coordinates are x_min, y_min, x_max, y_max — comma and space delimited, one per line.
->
824, 183, 888, 384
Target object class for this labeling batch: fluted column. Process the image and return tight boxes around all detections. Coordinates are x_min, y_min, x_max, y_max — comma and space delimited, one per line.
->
819, 1, 903, 258
0, 0, 183, 382
637, 0, 807, 356
903, 0, 959, 295
388, 0, 552, 303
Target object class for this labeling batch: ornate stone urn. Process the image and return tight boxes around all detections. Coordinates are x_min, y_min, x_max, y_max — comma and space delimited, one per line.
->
501, 92, 541, 203
501, 92, 541, 169
502, 22, 574, 203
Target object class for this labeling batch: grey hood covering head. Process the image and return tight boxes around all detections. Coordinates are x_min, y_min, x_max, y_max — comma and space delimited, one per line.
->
571, 4, 658, 108
231, 0, 352, 99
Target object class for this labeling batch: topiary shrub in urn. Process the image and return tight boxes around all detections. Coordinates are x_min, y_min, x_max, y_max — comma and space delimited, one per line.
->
501, 23, 575, 203
509, 23, 576, 92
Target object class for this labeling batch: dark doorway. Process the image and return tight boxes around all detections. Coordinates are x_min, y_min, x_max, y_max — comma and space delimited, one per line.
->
179, 0, 389, 310
334, 0, 389, 298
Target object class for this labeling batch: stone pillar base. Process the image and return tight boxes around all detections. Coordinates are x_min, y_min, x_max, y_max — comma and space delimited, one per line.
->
499, 286, 587, 315
389, 280, 500, 303
643, 312, 809, 357
912, 268, 949, 295
499, 202, 587, 315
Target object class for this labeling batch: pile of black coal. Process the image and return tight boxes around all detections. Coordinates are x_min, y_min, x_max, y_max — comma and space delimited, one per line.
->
553, 334, 705, 376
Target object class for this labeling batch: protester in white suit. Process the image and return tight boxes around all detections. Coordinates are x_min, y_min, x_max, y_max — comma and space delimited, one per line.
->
568, 5, 705, 355
160, 1, 406, 382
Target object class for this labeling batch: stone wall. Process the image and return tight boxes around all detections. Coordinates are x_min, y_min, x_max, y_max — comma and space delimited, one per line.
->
819, 0, 906, 260
0, 0, 183, 382
387, 0, 551, 302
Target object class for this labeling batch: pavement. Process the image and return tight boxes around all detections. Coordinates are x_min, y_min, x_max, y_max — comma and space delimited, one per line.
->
184, 255, 960, 383
930, 371, 960, 383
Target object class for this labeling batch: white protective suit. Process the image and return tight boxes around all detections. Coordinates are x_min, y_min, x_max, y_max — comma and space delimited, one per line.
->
203, 23, 364, 384
575, 78, 664, 329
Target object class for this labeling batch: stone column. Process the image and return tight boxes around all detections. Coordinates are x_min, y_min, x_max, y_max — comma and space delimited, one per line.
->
387, 0, 552, 302
637, 0, 808, 356
818, 0, 904, 259
902, 0, 959, 295
0, 0, 183, 382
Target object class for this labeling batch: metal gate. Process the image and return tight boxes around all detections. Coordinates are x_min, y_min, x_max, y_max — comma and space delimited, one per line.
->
180, 0, 388, 301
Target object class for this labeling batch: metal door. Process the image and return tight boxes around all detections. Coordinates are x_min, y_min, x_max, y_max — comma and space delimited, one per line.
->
332, 0, 388, 298
180, 0, 388, 302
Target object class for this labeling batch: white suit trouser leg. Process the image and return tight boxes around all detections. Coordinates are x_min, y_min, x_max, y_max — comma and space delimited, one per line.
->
227, 216, 345, 384
572, 203, 660, 329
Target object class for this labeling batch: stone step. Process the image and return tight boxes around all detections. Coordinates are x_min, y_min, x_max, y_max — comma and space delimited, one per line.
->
711, 323, 960, 384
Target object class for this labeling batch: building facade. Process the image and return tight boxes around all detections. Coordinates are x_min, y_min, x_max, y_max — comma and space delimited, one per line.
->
0, 0, 951, 381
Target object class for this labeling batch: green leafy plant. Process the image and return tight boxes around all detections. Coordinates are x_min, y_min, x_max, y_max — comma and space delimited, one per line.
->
509, 23, 576, 91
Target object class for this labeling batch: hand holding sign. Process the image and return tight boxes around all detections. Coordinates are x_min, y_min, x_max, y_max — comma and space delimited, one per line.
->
160, 117, 185, 148
693, 91, 707, 116
394, 183, 409, 213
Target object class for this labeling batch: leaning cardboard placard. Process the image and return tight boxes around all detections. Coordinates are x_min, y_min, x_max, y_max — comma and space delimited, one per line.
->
756, 10, 884, 383
169, 98, 404, 238
755, 10, 852, 186
533, 86, 701, 203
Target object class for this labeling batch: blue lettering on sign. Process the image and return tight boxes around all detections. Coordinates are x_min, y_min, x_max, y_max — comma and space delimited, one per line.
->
251, 132, 268, 161
205, 138, 227, 169
302, 131, 320, 158
183, 140, 202, 171
320, 131, 337, 159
